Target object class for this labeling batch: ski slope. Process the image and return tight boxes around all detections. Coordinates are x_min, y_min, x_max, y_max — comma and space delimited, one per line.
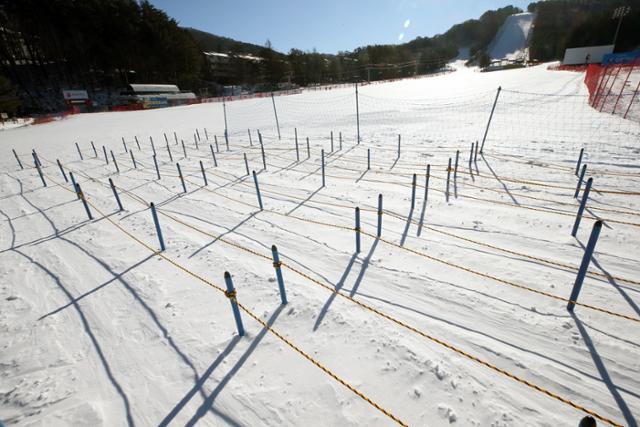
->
1, 64, 639, 427
488, 12, 535, 61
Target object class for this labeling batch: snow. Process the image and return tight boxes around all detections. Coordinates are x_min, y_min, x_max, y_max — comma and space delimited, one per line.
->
488, 13, 535, 61
1, 64, 639, 427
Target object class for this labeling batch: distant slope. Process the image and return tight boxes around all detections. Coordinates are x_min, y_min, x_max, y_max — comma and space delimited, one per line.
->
488, 12, 535, 60
185, 27, 268, 55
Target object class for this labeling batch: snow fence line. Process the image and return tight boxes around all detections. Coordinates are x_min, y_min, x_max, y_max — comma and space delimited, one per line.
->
15, 146, 633, 426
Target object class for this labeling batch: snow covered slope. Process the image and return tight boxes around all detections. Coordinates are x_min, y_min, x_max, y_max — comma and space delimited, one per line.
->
1, 65, 639, 427
488, 12, 535, 60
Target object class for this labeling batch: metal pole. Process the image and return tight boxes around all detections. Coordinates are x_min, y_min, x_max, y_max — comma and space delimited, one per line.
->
223, 272, 245, 336
69, 172, 78, 198
330, 131, 334, 152
397, 134, 401, 159
56, 159, 68, 182
355, 82, 360, 143
355, 207, 361, 253
200, 160, 208, 186
271, 92, 281, 140
75, 183, 93, 220
367, 148, 370, 170
12, 149, 23, 169
260, 138, 266, 171
135, 136, 141, 150
225, 130, 230, 151
33, 154, 46, 187
480, 86, 501, 153
612, 63, 634, 114
574, 164, 587, 198
469, 142, 474, 165
271, 245, 287, 304
424, 164, 430, 206
321, 149, 325, 187
252, 171, 263, 210
571, 177, 593, 237
91, 141, 98, 157
306, 137, 310, 159
214, 135, 220, 153
153, 155, 161, 179
222, 99, 228, 138
75, 142, 84, 160
130, 150, 137, 169
150, 202, 166, 251
109, 178, 124, 211
32, 150, 41, 167
122, 137, 128, 153
295, 132, 300, 161
176, 163, 187, 193
339, 132, 342, 150
575, 148, 584, 176
474, 140, 479, 162
210, 144, 218, 167
205, 128, 209, 140
248, 128, 253, 146
166, 142, 173, 162
377, 194, 383, 237
599, 66, 622, 112
624, 78, 640, 119
194, 133, 199, 150
196, 128, 201, 141
244, 153, 250, 176
411, 173, 417, 210
164, 133, 169, 145
446, 158, 452, 202
454, 150, 459, 179
103, 146, 109, 164
567, 220, 603, 312
181, 140, 187, 158
110, 150, 119, 173
174, 131, 178, 145
150, 136, 156, 157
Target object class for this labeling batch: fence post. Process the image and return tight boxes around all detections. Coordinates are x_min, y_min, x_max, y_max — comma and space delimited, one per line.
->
12, 149, 23, 169
32, 150, 41, 167
599, 66, 622, 112
164, 133, 169, 145
480, 86, 501, 153
210, 144, 218, 167
454, 150, 460, 179
174, 131, 178, 145
424, 164, 430, 206
567, 220, 603, 312
377, 193, 383, 237
411, 173, 417, 210
355, 82, 360, 143
612, 64, 634, 114
109, 178, 124, 211
397, 134, 401, 159
469, 142, 474, 165
574, 164, 587, 198
214, 135, 220, 153
240, 152, 248, 176
166, 142, 173, 162
252, 170, 263, 210
75, 183, 93, 220
150, 202, 166, 251
271, 92, 281, 140
181, 140, 187, 158
196, 128, 200, 141
295, 132, 300, 161
122, 137, 128, 153
474, 140, 479, 163
339, 132, 342, 150
153, 155, 161, 179
248, 128, 253, 146
103, 146, 109, 164
367, 148, 370, 170
176, 163, 187, 193
321, 149, 325, 187
200, 160, 208, 186
355, 207, 361, 253
259, 135, 266, 171
205, 128, 209, 140
225, 130, 230, 151
446, 158, 452, 202
330, 131, 334, 152
135, 136, 141, 150
571, 177, 593, 237
150, 136, 156, 156
130, 150, 137, 169
56, 159, 68, 182
223, 272, 245, 336
69, 172, 78, 197
75, 142, 84, 160
306, 137, 310, 159
271, 245, 287, 304
91, 141, 98, 157
222, 99, 228, 140
194, 133, 199, 150
111, 150, 120, 173
33, 154, 46, 187
575, 148, 584, 176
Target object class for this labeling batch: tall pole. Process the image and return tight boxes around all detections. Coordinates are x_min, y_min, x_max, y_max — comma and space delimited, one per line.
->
271, 92, 281, 140
480, 86, 501, 153
355, 82, 360, 144
222, 98, 228, 138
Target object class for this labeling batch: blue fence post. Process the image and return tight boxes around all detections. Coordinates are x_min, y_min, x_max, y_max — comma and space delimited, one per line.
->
194, 133, 199, 150
474, 140, 479, 163
454, 150, 460, 179
200, 160, 208, 186
12, 149, 23, 170
571, 177, 593, 237
33, 154, 46, 187
181, 139, 187, 158
205, 128, 209, 141
176, 163, 187, 193
75, 183, 93, 220
367, 148, 370, 170
103, 146, 109, 164
196, 128, 200, 142
248, 128, 253, 146
164, 133, 169, 146
135, 136, 141, 150
69, 171, 78, 198
210, 144, 218, 167
32, 150, 42, 167
75, 142, 83, 160
252, 170, 263, 210
377, 193, 383, 237
295, 133, 300, 162
355, 207, 361, 253
150, 202, 166, 251
339, 132, 342, 150
567, 220, 603, 312
469, 142, 474, 166
56, 159, 68, 182
321, 149, 325, 187
271, 245, 288, 304
174, 131, 178, 145
574, 164, 587, 198
330, 131, 334, 152
166, 142, 173, 162
214, 135, 220, 153
244, 153, 250, 176
130, 150, 137, 169
110, 150, 120, 173
90, 141, 98, 157
223, 272, 245, 336
153, 155, 161, 179
575, 148, 584, 176
306, 137, 310, 159
109, 178, 124, 211
424, 164, 431, 206
150, 136, 156, 156
411, 173, 417, 210
446, 158, 452, 202
225, 130, 230, 151
397, 134, 401, 159
122, 137, 128, 153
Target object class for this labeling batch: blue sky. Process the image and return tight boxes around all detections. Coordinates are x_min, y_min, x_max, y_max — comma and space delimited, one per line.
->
148, 0, 531, 54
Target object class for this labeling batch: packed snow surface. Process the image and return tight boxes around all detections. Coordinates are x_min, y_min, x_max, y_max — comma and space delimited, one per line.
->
1, 64, 639, 427
488, 12, 535, 60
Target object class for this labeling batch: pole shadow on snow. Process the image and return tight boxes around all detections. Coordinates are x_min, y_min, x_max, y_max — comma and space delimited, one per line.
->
187, 211, 257, 259
480, 153, 519, 205
286, 186, 322, 216
400, 203, 415, 246
313, 253, 358, 331
350, 238, 379, 297
416, 193, 428, 237
184, 306, 285, 426
570, 312, 639, 427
